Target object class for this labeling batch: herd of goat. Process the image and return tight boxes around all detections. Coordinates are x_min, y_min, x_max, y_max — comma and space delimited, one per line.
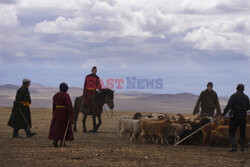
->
117, 112, 250, 146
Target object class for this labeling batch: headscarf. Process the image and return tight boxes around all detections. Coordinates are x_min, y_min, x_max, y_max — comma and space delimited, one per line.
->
59, 83, 69, 92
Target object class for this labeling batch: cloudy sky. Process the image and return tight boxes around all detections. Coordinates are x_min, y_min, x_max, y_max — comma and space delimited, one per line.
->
0, 0, 250, 96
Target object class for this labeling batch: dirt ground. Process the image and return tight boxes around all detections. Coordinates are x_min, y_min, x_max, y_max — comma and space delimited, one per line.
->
0, 108, 249, 167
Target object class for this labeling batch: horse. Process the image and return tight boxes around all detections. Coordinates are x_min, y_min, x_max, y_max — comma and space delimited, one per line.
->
73, 89, 114, 133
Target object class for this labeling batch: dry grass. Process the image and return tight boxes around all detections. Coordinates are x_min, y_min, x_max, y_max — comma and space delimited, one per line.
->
0, 107, 249, 167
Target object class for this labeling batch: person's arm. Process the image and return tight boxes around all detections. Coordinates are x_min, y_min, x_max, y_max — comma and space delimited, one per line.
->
83, 76, 88, 96
64, 93, 74, 124
25, 88, 31, 104
223, 95, 235, 116
15, 88, 23, 110
96, 76, 102, 90
193, 92, 202, 115
247, 97, 250, 111
215, 93, 221, 116
52, 96, 56, 115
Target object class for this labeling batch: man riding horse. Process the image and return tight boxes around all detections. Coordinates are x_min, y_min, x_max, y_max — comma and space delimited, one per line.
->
73, 66, 114, 133
81, 66, 102, 113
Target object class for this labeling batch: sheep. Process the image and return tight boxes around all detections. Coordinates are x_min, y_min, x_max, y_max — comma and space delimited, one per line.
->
133, 112, 144, 120
247, 114, 250, 124
164, 113, 172, 121
139, 119, 172, 144
210, 124, 250, 147
131, 117, 157, 142
117, 115, 131, 138
119, 118, 139, 141
146, 113, 154, 118
201, 117, 231, 146
172, 114, 191, 124
165, 123, 192, 144
130, 117, 148, 142
210, 125, 232, 147
156, 113, 166, 120
171, 115, 178, 121
201, 121, 220, 146
179, 117, 211, 145
130, 114, 173, 142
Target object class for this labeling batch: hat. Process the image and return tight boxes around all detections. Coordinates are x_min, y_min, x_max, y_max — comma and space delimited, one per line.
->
23, 78, 31, 84
59, 83, 69, 92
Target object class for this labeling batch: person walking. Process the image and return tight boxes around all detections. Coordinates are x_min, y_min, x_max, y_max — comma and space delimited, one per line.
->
48, 83, 74, 147
193, 82, 221, 118
223, 84, 249, 152
7, 78, 36, 138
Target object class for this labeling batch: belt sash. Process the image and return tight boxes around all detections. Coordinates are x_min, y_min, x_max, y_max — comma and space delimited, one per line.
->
20, 101, 31, 107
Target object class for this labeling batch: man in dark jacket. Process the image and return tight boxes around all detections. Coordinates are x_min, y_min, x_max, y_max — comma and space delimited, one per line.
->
223, 84, 250, 152
193, 82, 221, 117
7, 79, 36, 138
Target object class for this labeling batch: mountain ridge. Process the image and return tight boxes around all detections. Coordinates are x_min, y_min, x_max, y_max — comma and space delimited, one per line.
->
0, 83, 228, 113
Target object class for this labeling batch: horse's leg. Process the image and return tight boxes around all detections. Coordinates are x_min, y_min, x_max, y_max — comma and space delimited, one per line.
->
82, 113, 88, 133
73, 109, 80, 132
90, 115, 97, 133
95, 114, 102, 132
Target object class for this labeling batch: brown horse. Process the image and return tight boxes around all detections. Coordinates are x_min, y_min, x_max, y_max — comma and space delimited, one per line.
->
73, 89, 114, 133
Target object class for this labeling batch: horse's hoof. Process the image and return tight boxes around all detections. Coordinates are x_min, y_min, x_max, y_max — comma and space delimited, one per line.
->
83, 129, 88, 133
89, 130, 97, 133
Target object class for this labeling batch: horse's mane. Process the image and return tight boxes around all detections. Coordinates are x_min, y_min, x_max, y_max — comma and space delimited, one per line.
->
94, 89, 114, 101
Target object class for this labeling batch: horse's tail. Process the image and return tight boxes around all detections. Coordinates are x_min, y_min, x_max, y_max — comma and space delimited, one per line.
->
73, 96, 83, 122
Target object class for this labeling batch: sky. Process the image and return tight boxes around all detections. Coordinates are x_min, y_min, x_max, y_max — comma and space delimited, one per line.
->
0, 0, 250, 96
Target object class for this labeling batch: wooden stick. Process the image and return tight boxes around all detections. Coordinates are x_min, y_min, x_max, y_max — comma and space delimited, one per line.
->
62, 121, 70, 146
18, 109, 30, 131
174, 117, 219, 146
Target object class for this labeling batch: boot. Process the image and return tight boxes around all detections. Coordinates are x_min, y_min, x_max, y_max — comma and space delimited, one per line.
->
26, 130, 36, 138
228, 138, 237, 152
240, 139, 246, 152
228, 147, 237, 152
12, 128, 20, 138
53, 140, 58, 147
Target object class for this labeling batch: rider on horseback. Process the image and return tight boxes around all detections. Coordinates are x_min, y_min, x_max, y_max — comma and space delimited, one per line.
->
81, 66, 102, 114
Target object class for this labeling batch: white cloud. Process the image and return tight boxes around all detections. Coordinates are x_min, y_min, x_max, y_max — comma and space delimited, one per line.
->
80, 59, 98, 70
1, 0, 250, 67
184, 27, 227, 50
0, 5, 18, 30
15, 51, 26, 57
18, 0, 79, 10
34, 16, 84, 34
180, 0, 221, 13
180, 0, 250, 14
184, 16, 250, 55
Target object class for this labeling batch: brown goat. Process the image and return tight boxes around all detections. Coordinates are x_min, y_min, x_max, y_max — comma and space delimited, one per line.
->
210, 124, 250, 147
139, 119, 172, 144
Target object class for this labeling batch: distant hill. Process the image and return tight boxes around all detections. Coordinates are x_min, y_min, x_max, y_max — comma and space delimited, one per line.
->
0, 83, 228, 114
